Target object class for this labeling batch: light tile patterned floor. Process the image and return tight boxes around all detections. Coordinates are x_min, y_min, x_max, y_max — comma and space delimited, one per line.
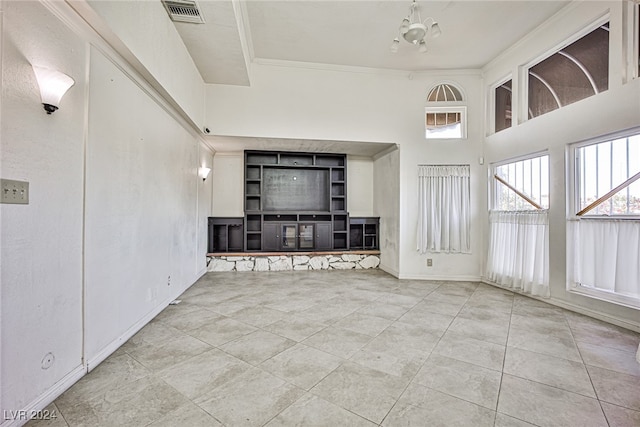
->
29, 270, 640, 427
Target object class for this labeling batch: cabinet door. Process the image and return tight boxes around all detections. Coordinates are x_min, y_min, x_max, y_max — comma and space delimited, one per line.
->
281, 224, 298, 250
263, 223, 280, 251
315, 223, 332, 250
298, 224, 315, 250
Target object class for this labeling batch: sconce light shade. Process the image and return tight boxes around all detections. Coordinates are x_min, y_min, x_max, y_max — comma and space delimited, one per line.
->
32, 66, 75, 114
199, 166, 211, 181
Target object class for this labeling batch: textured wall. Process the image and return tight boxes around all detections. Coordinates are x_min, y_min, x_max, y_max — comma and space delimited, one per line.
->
1, 1, 86, 415
83, 48, 207, 363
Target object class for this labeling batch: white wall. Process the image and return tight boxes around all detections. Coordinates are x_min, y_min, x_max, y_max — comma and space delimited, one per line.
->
397, 74, 485, 280
205, 65, 412, 143
1, 1, 213, 422
347, 156, 373, 217
87, 0, 205, 129
482, 0, 640, 329
206, 65, 486, 280
374, 148, 400, 275
211, 152, 244, 217
84, 48, 210, 364
1, 1, 86, 416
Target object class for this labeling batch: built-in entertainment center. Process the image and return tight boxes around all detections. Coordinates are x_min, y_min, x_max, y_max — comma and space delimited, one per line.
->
208, 150, 379, 253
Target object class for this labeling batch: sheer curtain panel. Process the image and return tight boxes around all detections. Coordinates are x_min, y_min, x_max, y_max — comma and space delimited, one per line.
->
486, 210, 549, 297
417, 165, 470, 254
568, 219, 640, 300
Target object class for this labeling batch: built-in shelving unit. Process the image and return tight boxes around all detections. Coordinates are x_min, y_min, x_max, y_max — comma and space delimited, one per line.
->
207, 151, 381, 254
207, 217, 244, 252
349, 217, 380, 250
243, 150, 347, 252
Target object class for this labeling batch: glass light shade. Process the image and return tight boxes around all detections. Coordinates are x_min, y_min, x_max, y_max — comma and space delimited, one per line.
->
199, 166, 211, 180
399, 18, 410, 34
418, 40, 428, 53
32, 66, 74, 113
403, 23, 427, 44
430, 22, 442, 38
390, 38, 400, 53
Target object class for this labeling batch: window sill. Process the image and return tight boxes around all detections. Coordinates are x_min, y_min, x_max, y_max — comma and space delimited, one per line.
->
568, 283, 640, 310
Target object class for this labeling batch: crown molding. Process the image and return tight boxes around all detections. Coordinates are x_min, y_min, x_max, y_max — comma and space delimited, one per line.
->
252, 58, 481, 79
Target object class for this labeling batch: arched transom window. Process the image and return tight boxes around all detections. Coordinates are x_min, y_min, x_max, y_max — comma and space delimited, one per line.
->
425, 83, 467, 139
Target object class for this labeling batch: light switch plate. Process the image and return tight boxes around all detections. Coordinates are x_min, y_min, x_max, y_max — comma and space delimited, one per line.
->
1, 179, 29, 204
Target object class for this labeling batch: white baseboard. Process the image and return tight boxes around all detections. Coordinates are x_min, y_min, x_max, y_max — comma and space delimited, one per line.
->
398, 274, 482, 282
0, 365, 85, 427
379, 264, 399, 278
87, 270, 206, 371
480, 279, 640, 333
0, 269, 209, 427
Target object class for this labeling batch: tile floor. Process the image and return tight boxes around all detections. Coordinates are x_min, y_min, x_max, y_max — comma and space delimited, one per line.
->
29, 270, 640, 427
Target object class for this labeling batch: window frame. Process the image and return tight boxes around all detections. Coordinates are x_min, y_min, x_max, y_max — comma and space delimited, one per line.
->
490, 75, 513, 135
634, 1, 640, 80
424, 106, 467, 140
566, 126, 640, 309
521, 13, 610, 123
568, 126, 640, 220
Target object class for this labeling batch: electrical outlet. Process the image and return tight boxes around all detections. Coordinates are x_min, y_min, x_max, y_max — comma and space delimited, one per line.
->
41, 352, 55, 369
167, 275, 171, 286
427, 258, 433, 267
1, 179, 29, 204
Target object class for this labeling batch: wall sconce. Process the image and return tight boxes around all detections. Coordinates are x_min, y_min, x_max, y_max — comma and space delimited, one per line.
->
32, 66, 75, 114
199, 166, 211, 181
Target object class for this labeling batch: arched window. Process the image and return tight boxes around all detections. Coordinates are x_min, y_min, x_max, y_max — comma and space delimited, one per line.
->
425, 83, 467, 139
528, 21, 609, 119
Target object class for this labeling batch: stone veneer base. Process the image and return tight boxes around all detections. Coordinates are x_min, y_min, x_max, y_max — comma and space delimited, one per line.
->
207, 252, 380, 272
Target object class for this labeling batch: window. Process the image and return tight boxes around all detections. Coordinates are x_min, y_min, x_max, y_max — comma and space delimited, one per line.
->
636, 2, 640, 77
528, 21, 609, 119
492, 154, 549, 211
486, 153, 550, 297
575, 134, 640, 216
416, 165, 470, 253
425, 83, 467, 139
495, 79, 512, 133
425, 107, 467, 139
568, 129, 640, 307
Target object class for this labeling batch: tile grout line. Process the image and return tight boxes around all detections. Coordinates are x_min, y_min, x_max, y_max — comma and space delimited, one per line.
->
565, 310, 610, 426
493, 287, 513, 424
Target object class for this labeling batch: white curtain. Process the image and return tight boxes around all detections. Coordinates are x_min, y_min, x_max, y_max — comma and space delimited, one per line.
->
417, 165, 470, 254
486, 210, 549, 297
567, 219, 640, 299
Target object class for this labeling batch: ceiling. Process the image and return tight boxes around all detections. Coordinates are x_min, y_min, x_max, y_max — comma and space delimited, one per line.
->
171, 0, 570, 86
168, 0, 570, 155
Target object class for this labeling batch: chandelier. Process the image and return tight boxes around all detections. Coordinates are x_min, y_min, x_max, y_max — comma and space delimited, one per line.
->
390, 0, 441, 54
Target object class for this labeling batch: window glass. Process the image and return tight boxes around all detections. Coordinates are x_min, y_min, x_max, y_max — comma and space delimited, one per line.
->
528, 23, 609, 119
493, 154, 549, 211
426, 111, 462, 138
575, 133, 640, 216
495, 80, 512, 133
427, 84, 463, 102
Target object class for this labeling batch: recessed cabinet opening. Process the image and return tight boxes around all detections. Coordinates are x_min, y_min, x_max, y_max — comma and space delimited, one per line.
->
207, 150, 380, 253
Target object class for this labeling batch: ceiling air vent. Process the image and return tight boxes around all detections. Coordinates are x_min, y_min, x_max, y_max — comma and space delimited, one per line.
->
162, 0, 205, 24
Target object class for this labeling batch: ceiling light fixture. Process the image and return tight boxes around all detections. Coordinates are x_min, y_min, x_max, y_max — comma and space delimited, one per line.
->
391, 0, 441, 54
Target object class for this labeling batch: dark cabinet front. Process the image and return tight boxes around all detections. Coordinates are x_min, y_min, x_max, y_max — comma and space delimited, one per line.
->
263, 222, 331, 251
